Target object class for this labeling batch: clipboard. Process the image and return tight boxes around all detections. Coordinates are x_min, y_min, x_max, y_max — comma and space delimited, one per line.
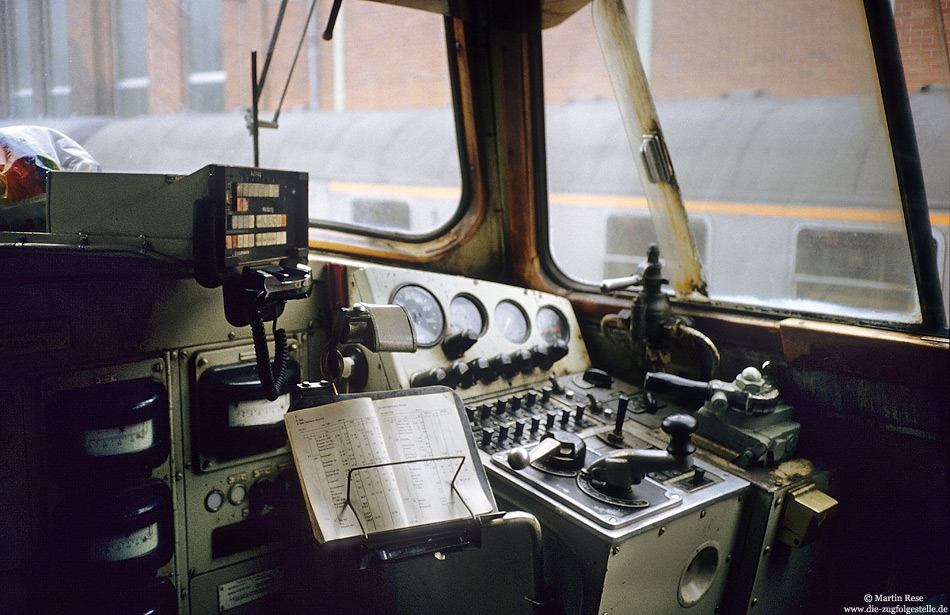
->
285, 386, 498, 563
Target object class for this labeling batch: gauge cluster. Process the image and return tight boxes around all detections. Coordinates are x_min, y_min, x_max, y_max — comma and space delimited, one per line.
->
349, 265, 590, 396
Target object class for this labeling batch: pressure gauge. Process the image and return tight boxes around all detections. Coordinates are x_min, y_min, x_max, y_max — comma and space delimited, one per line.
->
450, 294, 487, 337
74, 479, 174, 579
195, 358, 300, 465
392, 284, 445, 347
227, 394, 291, 427
53, 378, 170, 478
495, 300, 530, 344
537, 306, 570, 345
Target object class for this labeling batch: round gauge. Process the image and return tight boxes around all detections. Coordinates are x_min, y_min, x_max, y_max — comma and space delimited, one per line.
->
494, 300, 530, 344
450, 294, 487, 337
537, 306, 570, 344
392, 284, 445, 347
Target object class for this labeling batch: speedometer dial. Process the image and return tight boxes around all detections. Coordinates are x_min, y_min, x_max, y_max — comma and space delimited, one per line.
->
494, 300, 530, 344
537, 306, 570, 344
450, 294, 487, 337
391, 285, 445, 347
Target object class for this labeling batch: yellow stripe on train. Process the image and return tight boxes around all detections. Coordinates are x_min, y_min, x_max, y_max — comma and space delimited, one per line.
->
328, 182, 950, 227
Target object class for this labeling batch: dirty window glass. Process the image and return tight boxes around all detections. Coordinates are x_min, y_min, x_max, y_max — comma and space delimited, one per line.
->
543, 0, 948, 324
1, 0, 461, 237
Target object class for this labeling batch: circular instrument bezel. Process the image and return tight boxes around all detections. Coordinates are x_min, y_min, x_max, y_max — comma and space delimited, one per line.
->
391, 283, 446, 347
536, 305, 571, 345
494, 299, 531, 344
449, 293, 488, 337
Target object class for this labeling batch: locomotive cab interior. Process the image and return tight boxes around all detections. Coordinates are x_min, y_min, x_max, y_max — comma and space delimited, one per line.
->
1, 1, 947, 614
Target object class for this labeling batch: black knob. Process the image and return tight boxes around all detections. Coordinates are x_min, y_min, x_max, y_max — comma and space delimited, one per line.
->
548, 340, 569, 363
514, 420, 526, 439
510, 349, 533, 375
468, 357, 493, 384
448, 360, 473, 388
531, 344, 555, 371
662, 414, 697, 457
442, 329, 479, 360
410, 367, 447, 388
490, 353, 515, 381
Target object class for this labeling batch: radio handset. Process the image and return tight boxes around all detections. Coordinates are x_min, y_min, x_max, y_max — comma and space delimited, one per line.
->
191, 165, 312, 402
223, 261, 312, 401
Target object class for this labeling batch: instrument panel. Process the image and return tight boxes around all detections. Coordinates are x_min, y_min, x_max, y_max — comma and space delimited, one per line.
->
349, 265, 591, 396
347, 264, 749, 615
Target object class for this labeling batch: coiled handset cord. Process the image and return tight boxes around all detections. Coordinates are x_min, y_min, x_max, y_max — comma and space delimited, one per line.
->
250, 308, 289, 401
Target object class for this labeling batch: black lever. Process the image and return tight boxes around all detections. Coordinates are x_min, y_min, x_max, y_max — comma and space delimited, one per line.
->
644, 367, 780, 414
585, 414, 697, 492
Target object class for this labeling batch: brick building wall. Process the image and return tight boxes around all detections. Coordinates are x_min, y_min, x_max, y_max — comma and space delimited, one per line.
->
3, 0, 948, 117
894, 0, 950, 91
542, 0, 949, 104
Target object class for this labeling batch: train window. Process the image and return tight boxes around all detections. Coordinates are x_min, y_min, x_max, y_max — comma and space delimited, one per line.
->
543, 0, 948, 326
603, 214, 708, 281
1, 0, 461, 237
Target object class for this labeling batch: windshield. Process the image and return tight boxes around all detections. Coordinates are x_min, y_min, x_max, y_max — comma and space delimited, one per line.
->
1, 0, 461, 237
543, 0, 949, 326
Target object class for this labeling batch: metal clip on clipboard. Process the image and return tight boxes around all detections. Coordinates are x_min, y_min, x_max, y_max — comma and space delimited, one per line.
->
340, 454, 487, 567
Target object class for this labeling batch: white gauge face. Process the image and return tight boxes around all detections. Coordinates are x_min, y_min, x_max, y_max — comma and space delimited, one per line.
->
91, 523, 160, 562
82, 419, 155, 457
228, 394, 290, 427
392, 284, 445, 347
537, 306, 570, 344
494, 300, 530, 344
450, 294, 487, 336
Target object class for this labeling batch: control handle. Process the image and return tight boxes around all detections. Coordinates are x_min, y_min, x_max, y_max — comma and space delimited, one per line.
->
662, 413, 697, 457
507, 431, 585, 471
643, 372, 710, 399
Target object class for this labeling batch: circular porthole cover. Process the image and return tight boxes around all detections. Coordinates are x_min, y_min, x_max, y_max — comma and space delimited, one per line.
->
678, 541, 721, 608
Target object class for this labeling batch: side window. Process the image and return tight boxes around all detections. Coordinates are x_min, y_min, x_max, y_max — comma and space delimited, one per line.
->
1, 1, 463, 240
3, 0, 70, 117
543, 0, 948, 325
351, 199, 412, 231
603, 214, 708, 280
793, 229, 916, 312
183, 0, 224, 112
114, 0, 148, 117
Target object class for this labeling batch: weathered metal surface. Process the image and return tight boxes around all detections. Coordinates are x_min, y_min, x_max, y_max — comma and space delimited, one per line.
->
592, 0, 707, 299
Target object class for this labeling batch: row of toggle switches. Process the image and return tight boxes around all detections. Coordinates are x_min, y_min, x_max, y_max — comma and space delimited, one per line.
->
466, 380, 606, 453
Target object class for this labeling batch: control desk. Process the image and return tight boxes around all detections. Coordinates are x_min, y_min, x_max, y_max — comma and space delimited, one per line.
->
346, 264, 750, 615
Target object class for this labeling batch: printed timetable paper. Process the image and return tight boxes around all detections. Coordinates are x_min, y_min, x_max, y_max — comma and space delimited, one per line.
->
285, 389, 495, 543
